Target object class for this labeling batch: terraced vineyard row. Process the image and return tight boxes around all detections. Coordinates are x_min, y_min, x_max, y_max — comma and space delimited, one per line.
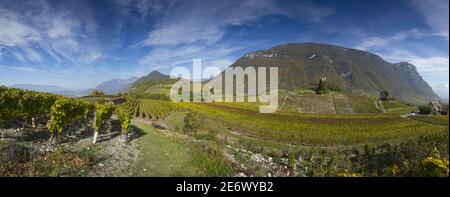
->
121, 97, 140, 116
178, 102, 449, 146
121, 98, 180, 120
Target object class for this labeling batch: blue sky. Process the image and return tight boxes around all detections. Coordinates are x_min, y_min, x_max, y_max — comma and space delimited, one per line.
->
0, 0, 448, 99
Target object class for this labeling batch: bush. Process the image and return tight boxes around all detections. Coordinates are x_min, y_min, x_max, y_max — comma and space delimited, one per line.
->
419, 105, 432, 115
328, 84, 341, 92
89, 90, 106, 97
417, 150, 449, 177
316, 78, 329, 94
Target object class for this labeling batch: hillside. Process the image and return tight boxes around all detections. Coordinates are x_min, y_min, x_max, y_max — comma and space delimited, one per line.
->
95, 77, 138, 94
229, 43, 440, 104
128, 43, 440, 105
278, 89, 383, 114
127, 71, 177, 98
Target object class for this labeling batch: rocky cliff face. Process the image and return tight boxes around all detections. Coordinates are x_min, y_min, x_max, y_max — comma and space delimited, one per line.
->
228, 43, 440, 104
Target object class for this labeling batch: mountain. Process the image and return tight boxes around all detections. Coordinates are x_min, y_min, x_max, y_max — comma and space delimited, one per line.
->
11, 77, 138, 96
95, 77, 138, 94
127, 71, 176, 97
127, 43, 439, 104
11, 84, 79, 96
227, 43, 440, 104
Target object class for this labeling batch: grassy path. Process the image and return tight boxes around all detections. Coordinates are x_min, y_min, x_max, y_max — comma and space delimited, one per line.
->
129, 119, 233, 177
130, 120, 204, 176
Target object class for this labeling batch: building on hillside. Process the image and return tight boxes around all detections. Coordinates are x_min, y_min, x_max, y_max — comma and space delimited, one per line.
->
439, 103, 448, 115
380, 90, 390, 101
428, 101, 442, 114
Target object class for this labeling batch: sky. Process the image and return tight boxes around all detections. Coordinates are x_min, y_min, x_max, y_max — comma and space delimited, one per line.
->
0, 0, 448, 99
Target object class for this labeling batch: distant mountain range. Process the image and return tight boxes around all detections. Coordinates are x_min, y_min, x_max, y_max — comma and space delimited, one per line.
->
11, 77, 138, 96
129, 43, 441, 104
10, 43, 442, 104
227, 43, 440, 104
11, 84, 82, 96
95, 77, 139, 94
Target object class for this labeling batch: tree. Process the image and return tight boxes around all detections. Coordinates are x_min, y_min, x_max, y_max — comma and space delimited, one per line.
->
89, 89, 106, 97
380, 90, 389, 101
418, 105, 432, 115
317, 77, 329, 94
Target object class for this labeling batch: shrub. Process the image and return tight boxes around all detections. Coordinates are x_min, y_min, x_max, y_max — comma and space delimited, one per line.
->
328, 84, 341, 92
89, 89, 106, 97
316, 78, 329, 94
417, 151, 449, 177
419, 105, 432, 115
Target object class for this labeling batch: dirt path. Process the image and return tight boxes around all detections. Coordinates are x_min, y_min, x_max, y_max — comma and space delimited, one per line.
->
278, 93, 290, 111
374, 101, 387, 113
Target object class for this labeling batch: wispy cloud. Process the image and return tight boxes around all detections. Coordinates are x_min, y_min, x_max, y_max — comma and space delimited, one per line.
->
137, 0, 334, 78
354, 28, 449, 99
0, 0, 102, 65
430, 83, 449, 100
356, 29, 426, 50
114, 0, 169, 19
0, 65, 39, 72
139, 43, 246, 70
142, 0, 334, 46
412, 0, 449, 40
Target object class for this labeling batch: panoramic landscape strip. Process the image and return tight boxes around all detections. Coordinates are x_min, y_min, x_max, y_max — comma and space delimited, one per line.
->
0, 0, 448, 182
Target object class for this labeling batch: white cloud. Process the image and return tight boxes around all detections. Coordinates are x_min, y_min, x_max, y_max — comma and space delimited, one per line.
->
0, 65, 39, 72
0, 1, 102, 65
83, 50, 103, 65
430, 83, 449, 100
113, 0, 169, 22
412, 0, 449, 40
356, 29, 425, 50
139, 43, 246, 71
355, 31, 449, 100
386, 52, 448, 99
9, 66, 38, 72
201, 59, 234, 79
0, 18, 41, 47
48, 17, 79, 39
406, 56, 449, 73
143, 0, 334, 46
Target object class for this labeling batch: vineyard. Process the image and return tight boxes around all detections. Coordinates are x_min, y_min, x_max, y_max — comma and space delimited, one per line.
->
0, 86, 132, 143
178, 102, 449, 146
120, 98, 179, 120
0, 86, 178, 145
1, 85, 448, 177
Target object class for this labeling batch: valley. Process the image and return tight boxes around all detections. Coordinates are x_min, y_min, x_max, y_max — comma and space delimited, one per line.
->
1, 43, 448, 177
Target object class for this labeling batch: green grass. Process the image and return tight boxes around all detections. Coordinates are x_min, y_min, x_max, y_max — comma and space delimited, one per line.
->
278, 90, 381, 114
410, 115, 449, 126
131, 120, 233, 176
164, 111, 186, 132
179, 102, 448, 146
386, 106, 418, 114
345, 94, 380, 113
382, 101, 410, 109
